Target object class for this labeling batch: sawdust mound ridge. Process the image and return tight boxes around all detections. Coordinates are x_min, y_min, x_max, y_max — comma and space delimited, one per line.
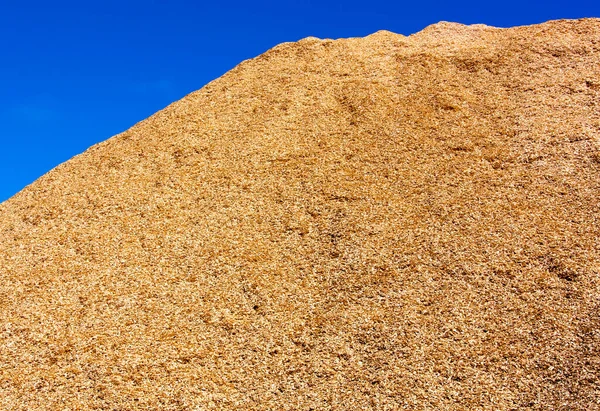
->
1, 19, 600, 410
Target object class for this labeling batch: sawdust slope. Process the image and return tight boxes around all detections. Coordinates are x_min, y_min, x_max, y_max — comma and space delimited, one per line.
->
1, 19, 600, 410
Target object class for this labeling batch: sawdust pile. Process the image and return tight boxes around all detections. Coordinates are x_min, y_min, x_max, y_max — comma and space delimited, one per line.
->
1, 19, 600, 410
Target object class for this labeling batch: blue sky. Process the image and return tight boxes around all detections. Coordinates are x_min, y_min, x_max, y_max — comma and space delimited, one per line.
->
1, 0, 599, 202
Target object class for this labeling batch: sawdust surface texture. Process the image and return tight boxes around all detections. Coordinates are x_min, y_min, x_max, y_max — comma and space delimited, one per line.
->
1, 19, 600, 410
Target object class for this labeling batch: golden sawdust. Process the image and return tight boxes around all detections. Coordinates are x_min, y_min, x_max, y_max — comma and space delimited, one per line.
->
1, 19, 600, 410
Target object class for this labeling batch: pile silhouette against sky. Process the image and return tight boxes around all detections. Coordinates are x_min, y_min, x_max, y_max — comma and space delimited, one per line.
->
1, 0, 599, 201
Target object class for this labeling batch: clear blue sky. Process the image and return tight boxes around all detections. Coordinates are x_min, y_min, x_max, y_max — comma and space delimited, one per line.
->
1, 0, 598, 202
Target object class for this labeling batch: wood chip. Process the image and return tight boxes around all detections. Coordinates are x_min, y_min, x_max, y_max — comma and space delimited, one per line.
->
1, 18, 599, 410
